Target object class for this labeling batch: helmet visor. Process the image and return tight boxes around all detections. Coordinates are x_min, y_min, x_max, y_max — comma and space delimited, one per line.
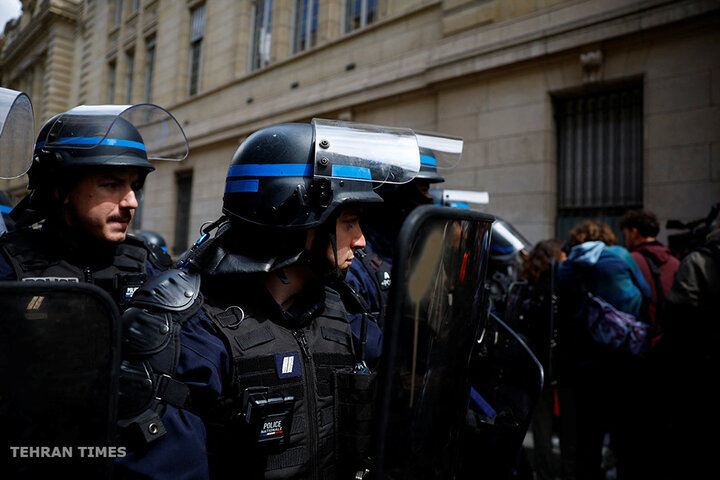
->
0, 87, 35, 179
414, 131, 463, 171
312, 118, 420, 185
40, 104, 189, 161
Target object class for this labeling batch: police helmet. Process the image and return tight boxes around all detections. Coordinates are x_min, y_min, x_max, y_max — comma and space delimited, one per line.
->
180, 119, 420, 275
136, 230, 168, 251
416, 147, 445, 184
489, 217, 532, 265
29, 113, 154, 191
223, 122, 384, 230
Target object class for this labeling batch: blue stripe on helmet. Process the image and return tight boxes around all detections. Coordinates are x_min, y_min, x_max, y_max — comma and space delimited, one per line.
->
331, 164, 372, 180
490, 244, 515, 254
227, 164, 313, 177
51, 137, 147, 151
225, 179, 259, 193
420, 154, 437, 166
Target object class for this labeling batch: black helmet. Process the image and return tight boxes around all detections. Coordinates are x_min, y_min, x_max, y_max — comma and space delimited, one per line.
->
223, 122, 385, 230
136, 230, 168, 251
29, 114, 154, 190
489, 217, 532, 266
416, 147, 445, 184
183, 119, 421, 275
10, 103, 188, 227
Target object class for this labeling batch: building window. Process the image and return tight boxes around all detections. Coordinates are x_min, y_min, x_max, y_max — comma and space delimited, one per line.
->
554, 84, 644, 239
188, 4, 206, 96
145, 36, 156, 102
125, 49, 135, 103
173, 171, 193, 254
344, 0, 377, 33
292, 0, 318, 53
132, 0, 140, 12
108, 60, 117, 103
250, 0, 272, 70
115, 0, 124, 25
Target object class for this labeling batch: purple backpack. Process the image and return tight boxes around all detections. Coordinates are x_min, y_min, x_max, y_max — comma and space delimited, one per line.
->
584, 292, 650, 356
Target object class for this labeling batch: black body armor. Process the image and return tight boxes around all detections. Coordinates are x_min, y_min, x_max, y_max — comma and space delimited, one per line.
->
0, 228, 157, 305
202, 283, 370, 479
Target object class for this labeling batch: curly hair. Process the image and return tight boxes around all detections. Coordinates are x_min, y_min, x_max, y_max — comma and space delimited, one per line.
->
520, 238, 564, 284
566, 219, 617, 248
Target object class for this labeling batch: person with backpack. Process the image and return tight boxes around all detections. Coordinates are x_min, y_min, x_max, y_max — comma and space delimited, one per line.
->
620, 209, 680, 346
555, 220, 651, 480
617, 209, 681, 478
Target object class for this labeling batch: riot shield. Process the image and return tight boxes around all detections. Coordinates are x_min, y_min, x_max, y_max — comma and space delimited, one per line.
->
460, 312, 545, 479
0, 282, 121, 478
0, 86, 34, 179
370, 205, 494, 479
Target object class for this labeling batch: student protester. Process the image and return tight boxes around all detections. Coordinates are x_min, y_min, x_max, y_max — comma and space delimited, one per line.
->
555, 220, 650, 480
620, 209, 680, 345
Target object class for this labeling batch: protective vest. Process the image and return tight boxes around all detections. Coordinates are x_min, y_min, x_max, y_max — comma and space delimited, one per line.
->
203, 285, 371, 480
0, 228, 163, 305
354, 244, 392, 328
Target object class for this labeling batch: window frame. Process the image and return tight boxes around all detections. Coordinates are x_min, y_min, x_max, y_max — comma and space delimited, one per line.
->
250, 0, 273, 71
292, 0, 319, 54
188, 3, 206, 96
553, 83, 644, 240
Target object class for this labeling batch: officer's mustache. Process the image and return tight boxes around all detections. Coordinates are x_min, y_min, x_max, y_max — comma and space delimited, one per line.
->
110, 211, 133, 223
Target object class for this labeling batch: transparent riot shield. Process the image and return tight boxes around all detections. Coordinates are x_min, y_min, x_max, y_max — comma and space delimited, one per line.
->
0, 282, 121, 478
0, 87, 34, 179
370, 205, 494, 479
459, 312, 545, 480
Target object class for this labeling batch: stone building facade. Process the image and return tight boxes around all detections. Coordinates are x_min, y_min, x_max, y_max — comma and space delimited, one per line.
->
1, 0, 719, 255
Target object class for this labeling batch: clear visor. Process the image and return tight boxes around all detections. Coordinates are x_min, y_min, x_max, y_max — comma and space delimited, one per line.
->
0, 87, 35, 179
312, 118, 420, 185
414, 131, 463, 171
493, 219, 532, 252
41, 103, 189, 161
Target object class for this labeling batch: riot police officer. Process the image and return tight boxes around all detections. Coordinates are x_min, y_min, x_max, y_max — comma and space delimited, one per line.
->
0, 104, 185, 296
118, 119, 422, 479
0, 104, 192, 477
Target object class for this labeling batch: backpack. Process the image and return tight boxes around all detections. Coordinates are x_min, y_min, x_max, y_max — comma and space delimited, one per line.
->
583, 291, 650, 356
637, 250, 666, 320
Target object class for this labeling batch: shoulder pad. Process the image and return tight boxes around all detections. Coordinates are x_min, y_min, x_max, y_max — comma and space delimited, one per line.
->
131, 268, 201, 312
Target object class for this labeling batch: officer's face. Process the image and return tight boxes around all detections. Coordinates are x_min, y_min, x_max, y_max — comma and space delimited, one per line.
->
329, 207, 366, 270
62, 168, 142, 243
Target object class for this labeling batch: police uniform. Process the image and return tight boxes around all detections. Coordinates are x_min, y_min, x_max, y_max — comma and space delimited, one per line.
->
344, 226, 392, 365
0, 226, 169, 300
